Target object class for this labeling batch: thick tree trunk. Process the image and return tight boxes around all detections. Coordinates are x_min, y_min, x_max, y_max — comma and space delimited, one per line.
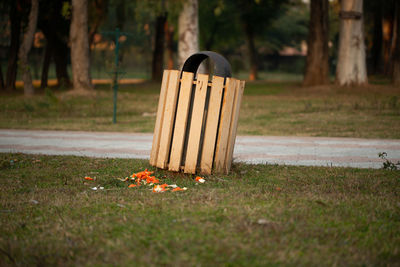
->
18, 0, 39, 96
152, 14, 167, 81
6, 1, 22, 91
303, 0, 330, 86
165, 21, 174, 69
335, 0, 368, 86
393, 1, 400, 86
244, 23, 258, 81
70, 0, 93, 93
178, 0, 200, 69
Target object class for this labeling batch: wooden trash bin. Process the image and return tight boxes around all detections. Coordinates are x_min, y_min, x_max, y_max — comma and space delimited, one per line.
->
150, 51, 245, 175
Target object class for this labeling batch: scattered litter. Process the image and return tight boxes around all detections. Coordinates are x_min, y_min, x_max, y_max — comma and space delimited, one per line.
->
91, 186, 104, 191
257, 219, 269, 225
195, 176, 206, 183
113, 169, 208, 193
172, 187, 187, 192
152, 185, 166, 193
30, 199, 39, 205
84, 176, 94, 181
117, 204, 126, 208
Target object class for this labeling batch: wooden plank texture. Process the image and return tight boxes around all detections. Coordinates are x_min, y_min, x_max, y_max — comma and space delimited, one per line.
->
156, 70, 180, 169
184, 74, 209, 173
213, 77, 237, 174
224, 80, 245, 173
168, 71, 194, 171
149, 70, 170, 166
199, 76, 225, 174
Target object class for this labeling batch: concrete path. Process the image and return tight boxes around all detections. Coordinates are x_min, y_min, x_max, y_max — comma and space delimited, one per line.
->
1, 129, 400, 169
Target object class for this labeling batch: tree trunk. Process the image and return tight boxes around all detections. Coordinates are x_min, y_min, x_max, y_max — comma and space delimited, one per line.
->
382, 9, 394, 75
244, 23, 258, 81
54, 38, 71, 88
303, 0, 330, 86
6, 1, 22, 91
165, 21, 174, 69
88, 0, 108, 47
18, 0, 39, 96
70, 0, 93, 93
369, 5, 382, 75
178, 0, 200, 69
393, 1, 400, 86
0, 63, 4, 90
335, 0, 368, 86
41, 25, 71, 89
40, 38, 52, 89
152, 14, 167, 81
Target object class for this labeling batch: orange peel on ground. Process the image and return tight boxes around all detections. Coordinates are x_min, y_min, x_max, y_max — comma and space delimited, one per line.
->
117, 169, 194, 193
84, 176, 94, 181
195, 176, 205, 183
172, 187, 187, 192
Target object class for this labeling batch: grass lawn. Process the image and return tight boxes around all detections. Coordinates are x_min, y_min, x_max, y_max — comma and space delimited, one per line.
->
0, 153, 399, 266
1, 80, 399, 139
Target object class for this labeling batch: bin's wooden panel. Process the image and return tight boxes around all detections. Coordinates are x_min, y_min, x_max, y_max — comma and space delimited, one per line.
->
184, 74, 209, 174
213, 77, 237, 174
168, 71, 195, 171
224, 80, 245, 173
150, 70, 171, 166
200, 76, 225, 175
156, 70, 180, 169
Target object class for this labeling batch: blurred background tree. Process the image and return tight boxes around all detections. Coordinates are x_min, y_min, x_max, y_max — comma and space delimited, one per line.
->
0, 0, 399, 93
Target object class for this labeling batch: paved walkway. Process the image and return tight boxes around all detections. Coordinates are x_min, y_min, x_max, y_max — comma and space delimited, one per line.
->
1, 129, 400, 169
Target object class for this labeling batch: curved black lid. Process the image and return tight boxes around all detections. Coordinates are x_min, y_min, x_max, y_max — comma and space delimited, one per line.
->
181, 51, 232, 78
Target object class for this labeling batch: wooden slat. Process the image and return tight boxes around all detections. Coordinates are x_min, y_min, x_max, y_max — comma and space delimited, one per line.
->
156, 70, 180, 169
168, 71, 195, 171
184, 74, 209, 173
199, 76, 225, 174
213, 77, 237, 174
224, 80, 245, 173
149, 70, 170, 166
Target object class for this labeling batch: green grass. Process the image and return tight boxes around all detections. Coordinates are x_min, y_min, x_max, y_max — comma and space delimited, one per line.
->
0, 153, 399, 266
1, 80, 400, 138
